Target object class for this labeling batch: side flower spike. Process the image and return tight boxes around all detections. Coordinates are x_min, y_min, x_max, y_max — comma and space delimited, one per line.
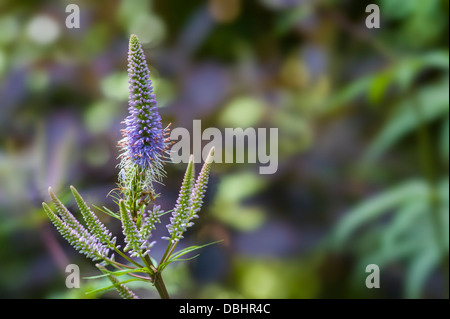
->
43, 203, 109, 261
96, 264, 139, 299
119, 200, 144, 257
70, 186, 117, 249
139, 205, 163, 251
163, 148, 214, 243
164, 155, 195, 243
188, 147, 214, 223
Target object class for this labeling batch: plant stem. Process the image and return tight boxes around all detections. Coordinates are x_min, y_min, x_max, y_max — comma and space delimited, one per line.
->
114, 247, 145, 269
165, 242, 179, 265
159, 242, 174, 267
153, 271, 170, 299
105, 262, 152, 282
124, 174, 170, 299
141, 254, 169, 299
128, 273, 152, 281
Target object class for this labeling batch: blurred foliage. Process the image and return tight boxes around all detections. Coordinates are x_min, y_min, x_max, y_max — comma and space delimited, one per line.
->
0, 0, 448, 299
212, 172, 267, 231
326, 4, 449, 298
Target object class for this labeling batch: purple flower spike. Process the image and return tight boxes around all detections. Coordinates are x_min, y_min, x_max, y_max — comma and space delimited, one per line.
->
119, 34, 170, 181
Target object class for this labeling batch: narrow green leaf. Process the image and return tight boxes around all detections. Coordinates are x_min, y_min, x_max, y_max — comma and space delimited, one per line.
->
93, 205, 120, 220
405, 249, 440, 298
169, 254, 200, 262
159, 240, 223, 271
320, 76, 372, 113
83, 267, 150, 280
383, 199, 427, 245
364, 78, 449, 162
158, 209, 173, 217
169, 240, 222, 261
333, 180, 429, 248
85, 278, 143, 295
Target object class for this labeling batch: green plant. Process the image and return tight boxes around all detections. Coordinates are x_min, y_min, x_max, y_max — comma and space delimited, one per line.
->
330, 51, 449, 298
42, 35, 217, 299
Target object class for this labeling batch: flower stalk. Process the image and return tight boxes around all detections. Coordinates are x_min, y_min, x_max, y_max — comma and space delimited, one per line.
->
42, 34, 217, 299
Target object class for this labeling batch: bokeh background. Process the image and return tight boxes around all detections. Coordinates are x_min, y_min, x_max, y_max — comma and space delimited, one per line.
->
0, 0, 448, 299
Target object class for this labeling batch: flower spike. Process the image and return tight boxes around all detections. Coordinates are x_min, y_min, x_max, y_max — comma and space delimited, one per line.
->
164, 148, 214, 243
118, 34, 170, 189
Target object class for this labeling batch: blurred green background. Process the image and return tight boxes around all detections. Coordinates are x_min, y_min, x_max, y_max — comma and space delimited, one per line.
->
0, 0, 448, 299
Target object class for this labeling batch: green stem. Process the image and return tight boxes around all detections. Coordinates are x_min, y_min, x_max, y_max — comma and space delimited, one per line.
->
124, 167, 170, 298
108, 263, 151, 281
129, 273, 152, 281
159, 242, 174, 268
153, 271, 170, 299
103, 257, 135, 269
165, 242, 179, 265
141, 254, 169, 299
142, 255, 157, 273
114, 247, 145, 270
